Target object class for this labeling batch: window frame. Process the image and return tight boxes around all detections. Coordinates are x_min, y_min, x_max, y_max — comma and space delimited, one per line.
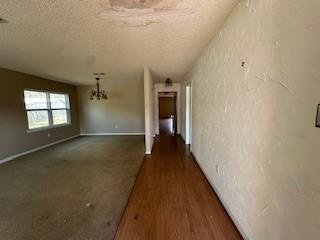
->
24, 89, 72, 132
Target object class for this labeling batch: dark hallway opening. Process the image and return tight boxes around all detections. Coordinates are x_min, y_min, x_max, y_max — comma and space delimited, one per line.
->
158, 92, 177, 136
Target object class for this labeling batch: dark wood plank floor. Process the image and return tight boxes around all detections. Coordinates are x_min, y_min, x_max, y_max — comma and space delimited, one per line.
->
115, 134, 243, 240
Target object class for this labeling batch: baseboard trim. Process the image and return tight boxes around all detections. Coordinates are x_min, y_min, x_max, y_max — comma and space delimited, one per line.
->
190, 152, 248, 240
80, 133, 145, 136
0, 135, 80, 165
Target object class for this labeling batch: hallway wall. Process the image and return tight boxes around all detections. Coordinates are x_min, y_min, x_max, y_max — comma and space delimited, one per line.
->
144, 66, 155, 154
183, 0, 320, 239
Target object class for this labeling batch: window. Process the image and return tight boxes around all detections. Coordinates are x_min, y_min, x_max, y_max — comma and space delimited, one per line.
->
24, 90, 71, 131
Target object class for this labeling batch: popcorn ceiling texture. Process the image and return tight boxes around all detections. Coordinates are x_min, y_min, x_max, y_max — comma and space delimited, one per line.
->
108, 0, 179, 9
99, 0, 192, 27
182, 0, 320, 239
0, 0, 239, 85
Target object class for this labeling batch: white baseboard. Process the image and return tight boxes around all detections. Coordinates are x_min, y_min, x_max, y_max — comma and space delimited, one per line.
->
80, 133, 145, 136
0, 135, 80, 165
193, 154, 249, 240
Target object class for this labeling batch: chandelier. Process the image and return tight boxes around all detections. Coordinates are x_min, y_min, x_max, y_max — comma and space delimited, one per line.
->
90, 74, 108, 100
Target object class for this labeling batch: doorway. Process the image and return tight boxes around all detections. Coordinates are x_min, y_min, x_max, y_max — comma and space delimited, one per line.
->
154, 83, 181, 136
185, 84, 192, 145
158, 92, 177, 135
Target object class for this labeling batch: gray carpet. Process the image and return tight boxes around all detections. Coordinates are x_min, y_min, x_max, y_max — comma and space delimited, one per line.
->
0, 136, 145, 240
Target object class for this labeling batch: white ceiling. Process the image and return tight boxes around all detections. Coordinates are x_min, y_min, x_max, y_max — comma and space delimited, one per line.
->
0, 0, 239, 85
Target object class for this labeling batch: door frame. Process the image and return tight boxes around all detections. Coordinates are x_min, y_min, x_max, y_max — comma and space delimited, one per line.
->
185, 83, 192, 145
154, 83, 181, 135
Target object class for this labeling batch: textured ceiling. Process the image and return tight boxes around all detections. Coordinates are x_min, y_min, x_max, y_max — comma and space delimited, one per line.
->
0, 0, 239, 85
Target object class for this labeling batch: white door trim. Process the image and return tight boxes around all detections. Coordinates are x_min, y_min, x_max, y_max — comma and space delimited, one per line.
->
185, 84, 191, 145
154, 83, 181, 135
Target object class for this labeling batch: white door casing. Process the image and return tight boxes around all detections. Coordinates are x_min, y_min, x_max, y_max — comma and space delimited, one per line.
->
154, 83, 181, 135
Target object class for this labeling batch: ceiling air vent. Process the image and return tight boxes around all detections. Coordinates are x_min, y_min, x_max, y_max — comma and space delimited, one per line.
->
0, 17, 8, 23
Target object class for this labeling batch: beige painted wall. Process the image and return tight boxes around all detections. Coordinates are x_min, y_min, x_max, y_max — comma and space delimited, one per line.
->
144, 66, 155, 154
0, 68, 80, 160
78, 77, 145, 134
182, 0, 320, 239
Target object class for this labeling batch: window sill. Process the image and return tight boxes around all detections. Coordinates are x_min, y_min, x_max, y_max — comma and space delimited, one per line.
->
27, 123, 72, 133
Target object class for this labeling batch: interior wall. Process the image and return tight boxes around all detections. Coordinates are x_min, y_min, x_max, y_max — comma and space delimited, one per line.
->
183, 0, 320, 239
159, 97, 175, 119
144, 66, 155, 154
77, 77, 145, 135
0, 67, 80, 160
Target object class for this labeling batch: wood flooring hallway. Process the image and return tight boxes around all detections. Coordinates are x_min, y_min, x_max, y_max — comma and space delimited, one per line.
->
115, 135, 243, 240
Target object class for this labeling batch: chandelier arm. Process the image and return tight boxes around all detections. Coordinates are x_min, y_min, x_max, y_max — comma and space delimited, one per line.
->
90, 75, 108, 100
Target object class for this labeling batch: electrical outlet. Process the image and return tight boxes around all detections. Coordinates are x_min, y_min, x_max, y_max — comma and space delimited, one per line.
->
48, 133, 51, 138
115, 125, 119, 129
216, 164, 220, 175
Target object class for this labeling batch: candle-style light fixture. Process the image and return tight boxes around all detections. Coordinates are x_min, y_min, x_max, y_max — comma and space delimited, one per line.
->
165, 78, 173, 87
90, 73, 108, 100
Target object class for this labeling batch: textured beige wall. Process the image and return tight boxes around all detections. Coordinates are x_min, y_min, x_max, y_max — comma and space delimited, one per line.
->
78, 77, 145, 134
144, 66, 155, 154
0, 68, 80, 160
183, 0, 320, 239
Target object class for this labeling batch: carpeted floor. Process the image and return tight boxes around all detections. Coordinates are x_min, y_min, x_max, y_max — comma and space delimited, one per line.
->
0, 136, 145, 240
